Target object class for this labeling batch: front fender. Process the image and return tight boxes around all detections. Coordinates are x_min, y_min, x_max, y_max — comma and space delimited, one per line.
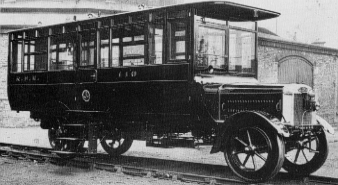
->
317, 115, 335, 135
210, 111, 289, 154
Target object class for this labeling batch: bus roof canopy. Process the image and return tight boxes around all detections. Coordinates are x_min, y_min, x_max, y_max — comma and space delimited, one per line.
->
8, 1, 280, 33
188, 1, 280, 21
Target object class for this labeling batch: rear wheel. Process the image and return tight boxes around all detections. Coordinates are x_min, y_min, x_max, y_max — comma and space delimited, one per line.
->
283, 130, 328, 176
224, 126, 285, 183
48, 126, 84, 159
100, 128, 133, 157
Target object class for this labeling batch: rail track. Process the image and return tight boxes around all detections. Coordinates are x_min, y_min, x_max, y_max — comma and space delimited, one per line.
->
1, 142, 337, 185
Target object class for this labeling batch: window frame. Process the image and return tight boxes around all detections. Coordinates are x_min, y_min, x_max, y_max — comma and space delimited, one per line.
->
193, 11, 258, 77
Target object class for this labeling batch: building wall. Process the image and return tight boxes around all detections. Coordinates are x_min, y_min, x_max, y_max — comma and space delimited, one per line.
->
258, 35, 338, 126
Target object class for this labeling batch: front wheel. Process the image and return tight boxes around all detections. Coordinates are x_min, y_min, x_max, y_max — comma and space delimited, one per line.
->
283, 130, 328, 176
224, 126, 285, 183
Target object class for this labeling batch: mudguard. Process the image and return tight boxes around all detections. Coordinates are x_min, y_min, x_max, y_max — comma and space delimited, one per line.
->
317, 115, 335, 135
210, 111, 290, 154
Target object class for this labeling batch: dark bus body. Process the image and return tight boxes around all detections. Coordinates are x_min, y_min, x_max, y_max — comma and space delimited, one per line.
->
7, 1, 334, 183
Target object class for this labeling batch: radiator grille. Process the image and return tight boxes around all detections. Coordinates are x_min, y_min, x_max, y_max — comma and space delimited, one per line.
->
294, 94, 313, 126
221, 94, 282, 119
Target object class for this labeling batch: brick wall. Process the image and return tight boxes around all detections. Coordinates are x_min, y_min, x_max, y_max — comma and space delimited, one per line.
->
0, 33, 39, 127
258, 34, 338, 126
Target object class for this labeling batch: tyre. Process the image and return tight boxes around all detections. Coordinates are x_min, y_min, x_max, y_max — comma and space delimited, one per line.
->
48, 127, 84, 159
224, 126, 285, 183
100, 129, 133, 157
283, 130, 328, 176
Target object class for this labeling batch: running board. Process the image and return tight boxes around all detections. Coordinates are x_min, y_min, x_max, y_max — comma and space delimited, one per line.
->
51, 150, 77, 155
62, 124, 86, 127
56, 137, 85, 141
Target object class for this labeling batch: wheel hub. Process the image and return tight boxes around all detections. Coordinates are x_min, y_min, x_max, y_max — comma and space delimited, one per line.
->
244, 145, 256, 155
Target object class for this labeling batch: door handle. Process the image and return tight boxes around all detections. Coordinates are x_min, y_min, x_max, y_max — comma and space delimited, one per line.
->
90, 70, 97, 82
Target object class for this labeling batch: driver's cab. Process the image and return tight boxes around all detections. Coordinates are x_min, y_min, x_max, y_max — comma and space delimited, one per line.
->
193, 11, 258, 84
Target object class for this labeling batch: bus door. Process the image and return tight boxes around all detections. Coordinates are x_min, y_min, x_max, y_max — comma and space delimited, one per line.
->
48, 32, 78, 111
75, 30, 98, 111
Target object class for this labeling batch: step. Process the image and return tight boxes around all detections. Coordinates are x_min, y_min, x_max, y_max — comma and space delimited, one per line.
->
62, 124, 85, 127
51, 150, 77, 155
56, 137, 85, 141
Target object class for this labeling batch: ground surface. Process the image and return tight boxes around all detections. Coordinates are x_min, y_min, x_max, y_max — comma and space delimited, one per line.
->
1, 127, 338, 184
0, 157, 194, 185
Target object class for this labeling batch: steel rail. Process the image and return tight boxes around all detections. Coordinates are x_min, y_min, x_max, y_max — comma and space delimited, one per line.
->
1, 142, 337, 185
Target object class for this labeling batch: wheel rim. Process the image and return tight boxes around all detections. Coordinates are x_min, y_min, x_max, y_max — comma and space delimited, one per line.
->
285, 134, 319, 165
227, 127, 272, 172
283, 131, 328, 175
102, 133, 126, 150
100, 129, 133, 156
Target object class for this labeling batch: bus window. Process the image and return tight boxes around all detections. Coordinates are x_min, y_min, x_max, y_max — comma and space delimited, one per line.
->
123, 45, 144, 66
34, 38, 48, 71
167, 10, 187, 61
50, 35, 75, 71
80, 31, 95, 67
229, 29, 256, 74
21, 30, 48, 72
196, 26, 227, 69
100, 28, 109, 68
11, 33, 23, 73
194, 14, 257, 77
24, 40, 34, 71
120, 19, 146, 66
149, 12, 164, 64
112, 37, 120, 66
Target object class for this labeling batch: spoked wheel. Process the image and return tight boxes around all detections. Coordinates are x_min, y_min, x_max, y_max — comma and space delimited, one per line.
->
224, 126, 285, 183
48, 127, 84, 159
283, 130, 328, 176
100, 129, 133, 157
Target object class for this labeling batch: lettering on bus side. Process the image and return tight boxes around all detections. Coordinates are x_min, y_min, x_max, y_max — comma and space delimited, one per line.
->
14, 74, 40, 83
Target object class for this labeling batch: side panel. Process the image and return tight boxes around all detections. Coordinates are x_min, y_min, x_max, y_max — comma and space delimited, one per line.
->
8, 63, 191, 122
8, 71, 76, 111
94, 64, 191, 115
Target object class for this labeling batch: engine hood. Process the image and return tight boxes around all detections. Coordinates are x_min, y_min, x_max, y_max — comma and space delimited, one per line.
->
279, 83, 313, 95
194, 75, 313, 95
194, 75, 259, 85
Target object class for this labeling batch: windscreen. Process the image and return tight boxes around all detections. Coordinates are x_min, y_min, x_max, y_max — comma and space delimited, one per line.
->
195, 16, 257, 77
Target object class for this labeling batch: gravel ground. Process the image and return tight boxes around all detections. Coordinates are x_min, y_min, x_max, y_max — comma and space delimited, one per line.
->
1, 127, 338, 184
0, 157, 194, 185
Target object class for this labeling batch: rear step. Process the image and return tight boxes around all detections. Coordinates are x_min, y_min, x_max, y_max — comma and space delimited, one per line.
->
56, 137, 85, 141
51, 150, 77, 155
62, 124, 85, 127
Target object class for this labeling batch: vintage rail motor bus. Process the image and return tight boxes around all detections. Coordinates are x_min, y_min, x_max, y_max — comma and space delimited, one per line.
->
7, 1, 335, 182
